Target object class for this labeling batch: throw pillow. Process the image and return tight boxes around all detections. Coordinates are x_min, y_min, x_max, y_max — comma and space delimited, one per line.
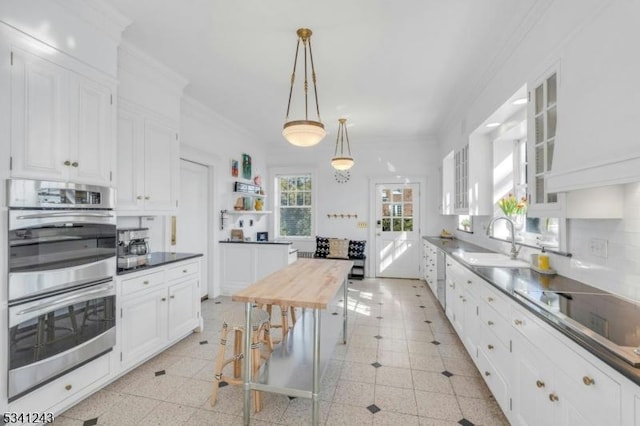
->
327, 238, 350, 259
348, 240, 366, 258
314, 236, 330, 258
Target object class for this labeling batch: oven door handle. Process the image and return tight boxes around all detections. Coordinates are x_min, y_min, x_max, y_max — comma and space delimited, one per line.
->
15, 212, 115, 220
15, 284, 114, 316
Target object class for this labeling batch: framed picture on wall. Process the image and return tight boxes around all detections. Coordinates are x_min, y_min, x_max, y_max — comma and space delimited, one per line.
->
242, 153, 252, 180
231, 159, 239, 177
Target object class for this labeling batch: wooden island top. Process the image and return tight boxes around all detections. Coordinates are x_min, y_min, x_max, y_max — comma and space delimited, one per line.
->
231, 258, 354, 309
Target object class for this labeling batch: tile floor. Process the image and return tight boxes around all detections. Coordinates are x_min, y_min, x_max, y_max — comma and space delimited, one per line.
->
54, 278, 509, 425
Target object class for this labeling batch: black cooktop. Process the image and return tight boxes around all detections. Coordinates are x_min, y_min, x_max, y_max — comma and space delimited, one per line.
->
514, 288, 640, 366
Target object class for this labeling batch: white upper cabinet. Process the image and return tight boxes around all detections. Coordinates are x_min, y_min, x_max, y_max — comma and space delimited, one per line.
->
527, 68, 565, 218
544, 1, 640, 192
116, 100, 179, 213
9, 46, 115, 186
441, 151, 455, 215
9, 47, 115, 186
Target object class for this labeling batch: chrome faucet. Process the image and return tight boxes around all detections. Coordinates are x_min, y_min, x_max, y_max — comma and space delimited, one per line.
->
486, 216, 522, 260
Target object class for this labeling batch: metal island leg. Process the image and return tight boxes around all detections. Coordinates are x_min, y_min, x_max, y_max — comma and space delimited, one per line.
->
312, 308, 321, 426
243, 302, 252, 425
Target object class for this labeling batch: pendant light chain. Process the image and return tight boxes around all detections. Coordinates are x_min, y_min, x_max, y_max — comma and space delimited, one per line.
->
284, 38, 302, 121
303, 36, 309, 121
307, 38, 321, 122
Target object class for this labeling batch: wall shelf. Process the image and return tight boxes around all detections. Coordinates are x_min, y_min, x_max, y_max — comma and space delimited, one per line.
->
228, 210, 272, 215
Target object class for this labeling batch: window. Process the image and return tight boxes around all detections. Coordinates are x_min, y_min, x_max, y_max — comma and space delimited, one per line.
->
275, 174, 313, 238
457, 215, 472, 233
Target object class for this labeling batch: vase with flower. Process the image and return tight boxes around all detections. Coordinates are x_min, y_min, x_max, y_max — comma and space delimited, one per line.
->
497, 194, 527, 239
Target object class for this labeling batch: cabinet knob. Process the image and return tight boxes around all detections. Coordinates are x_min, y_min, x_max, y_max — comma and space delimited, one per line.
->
548, 393, 559, 402
64, 160, 71, 166
183, 269, 188, 273
137, 195, 143, 200
467, 280, 472, 284
143, 280, 149, 285
449, 284, 454, 288
65, 384, 72, 391
583, 376, 595, 386
170, 295, 175, 299
487, 297, 495, 302
514, 319, 523, 326
462, 298, 466, 303
161, 297, 167, 301
71, 161, 78, 167
487, 321, 494, 326
446, 263, 451, 266
145, 196, 150, 200
536, 380, 545, 388
487, 344, 494, 350
484, 371, 491, 377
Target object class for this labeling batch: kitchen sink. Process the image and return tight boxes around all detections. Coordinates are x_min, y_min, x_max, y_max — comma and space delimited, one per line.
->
452, 252, 529, 268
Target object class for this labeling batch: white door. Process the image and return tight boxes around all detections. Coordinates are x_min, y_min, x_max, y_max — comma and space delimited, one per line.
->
176, 160, 209, 297
374, 183, 420, 278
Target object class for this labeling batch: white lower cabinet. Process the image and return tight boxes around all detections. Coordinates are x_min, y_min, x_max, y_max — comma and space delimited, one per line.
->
118, 259, 201, 370
442, 253, 633, 425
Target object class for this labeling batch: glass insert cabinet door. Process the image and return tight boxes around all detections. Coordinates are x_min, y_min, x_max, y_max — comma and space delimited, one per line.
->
375, 183, 420, 279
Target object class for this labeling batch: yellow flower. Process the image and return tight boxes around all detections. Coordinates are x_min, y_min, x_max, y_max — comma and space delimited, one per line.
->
498, 194, 527, 216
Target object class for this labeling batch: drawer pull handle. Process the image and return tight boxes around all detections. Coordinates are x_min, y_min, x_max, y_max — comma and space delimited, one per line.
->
548, 393, 559, 402
536, 380, 545, 388
487, 344, 494, 350
514, 319, 523, 326
183, 269, 188, 273
487, 297, 494, 302
170, 295, 175, 299
64, 160, 71, 166
583, 376, 595, 386
467, 280, 472, 284
145, 196, 150, 200
143, 280, 149, 285
484, 371, 491, 377
71, 161, 79, 168
65, 384, 72, 391
161, 297, 167, 301
487, 321, 494, 326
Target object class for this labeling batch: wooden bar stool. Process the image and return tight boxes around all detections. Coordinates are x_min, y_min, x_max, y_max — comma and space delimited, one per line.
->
260, 304, 297, 343
210, 308, 272, 412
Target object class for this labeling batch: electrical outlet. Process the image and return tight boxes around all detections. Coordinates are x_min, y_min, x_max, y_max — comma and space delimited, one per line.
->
590, 238, 608, 258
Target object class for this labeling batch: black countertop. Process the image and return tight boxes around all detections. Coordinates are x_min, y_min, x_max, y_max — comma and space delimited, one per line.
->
117, 252, 203, 276
424, 236, 640, 386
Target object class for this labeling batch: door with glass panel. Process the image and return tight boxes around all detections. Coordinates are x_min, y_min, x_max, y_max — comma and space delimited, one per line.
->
374, 183, 420, 278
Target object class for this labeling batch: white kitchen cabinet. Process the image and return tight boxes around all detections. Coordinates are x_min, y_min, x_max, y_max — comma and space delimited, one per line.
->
441, 151, 455, 215
454, 144, 469, 214
118, 258, 201, 370
445, 258, 479, 357
116, 99, 179, 213
220, 243, 297, 295
526, 68, 566, 218
422, 240, 438, 296
9, 46, 115, 186
452, 137, 493, 216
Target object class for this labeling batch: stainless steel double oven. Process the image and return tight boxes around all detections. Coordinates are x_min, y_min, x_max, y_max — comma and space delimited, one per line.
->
7, 179, 117, 401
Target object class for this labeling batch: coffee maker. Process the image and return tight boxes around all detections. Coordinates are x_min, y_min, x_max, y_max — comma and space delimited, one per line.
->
117, 228, 151, 269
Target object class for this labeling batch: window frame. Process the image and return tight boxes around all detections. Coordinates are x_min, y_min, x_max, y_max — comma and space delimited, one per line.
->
272, 169, 317, 240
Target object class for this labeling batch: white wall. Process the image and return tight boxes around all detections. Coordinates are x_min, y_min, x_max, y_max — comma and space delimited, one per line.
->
266, 137, 446, 261
438, 0, 640, 301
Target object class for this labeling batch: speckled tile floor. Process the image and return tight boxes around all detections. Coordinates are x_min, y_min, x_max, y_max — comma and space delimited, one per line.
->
54, 278, 509, 425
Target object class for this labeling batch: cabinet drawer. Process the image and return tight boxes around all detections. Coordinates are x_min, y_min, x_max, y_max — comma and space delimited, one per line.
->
477, 347, 509, 412
479, 324, 511, 380
167, 260, 199, 281
480, 283, 510, 321
9, 354, 110, 414
480, 303, 511, 350
121, 270, 165, 296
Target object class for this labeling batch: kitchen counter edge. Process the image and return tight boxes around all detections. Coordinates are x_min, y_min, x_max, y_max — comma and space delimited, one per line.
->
116, 252, 203, 276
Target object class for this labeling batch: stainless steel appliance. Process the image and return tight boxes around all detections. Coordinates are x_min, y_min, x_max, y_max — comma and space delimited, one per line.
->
436, 249, 446, 308
117, 228, 150, 269
7, 179, 116, 401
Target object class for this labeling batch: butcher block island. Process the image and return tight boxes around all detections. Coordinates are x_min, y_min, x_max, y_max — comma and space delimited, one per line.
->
232, 258, 353, 426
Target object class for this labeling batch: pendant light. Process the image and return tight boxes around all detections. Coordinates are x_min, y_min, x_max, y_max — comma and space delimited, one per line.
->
331, 118, 354, 170
282, 28, 326, 147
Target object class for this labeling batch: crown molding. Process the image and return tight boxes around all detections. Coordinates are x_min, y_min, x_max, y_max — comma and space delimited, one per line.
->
51, 0, 131, 42
182, 95, 257, 139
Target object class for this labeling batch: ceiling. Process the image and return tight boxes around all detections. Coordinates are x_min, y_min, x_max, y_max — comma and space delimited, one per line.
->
104, 0, 541, 147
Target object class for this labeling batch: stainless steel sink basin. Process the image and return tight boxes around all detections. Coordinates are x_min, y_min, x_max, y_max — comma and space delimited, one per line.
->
452, 252, 529, 268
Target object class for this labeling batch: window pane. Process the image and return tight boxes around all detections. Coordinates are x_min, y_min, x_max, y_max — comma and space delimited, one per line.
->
547, 140, 554, 171
382, 203, 390, 217
536, 176, 545, 203
296, 193, 304, 205
381, 189, 390, 202
280, 193, 288, 206
304, 178, 311, 190
392, 191, 402, 202
535, 115, 544, 144
535, 84, 544, 114
304, 192, 311, 206
392, 204, 402, 217
403, 218, 413, 231
393, 219, 402, 231
288, 193, 296, 205
382, 218, 390, 232
404, 203, 413, 216
403, 188, 413, 201
547, 107, 557, 139
535, 146, 545, 174
547, 74, 557, 105
279, 207, 311, 237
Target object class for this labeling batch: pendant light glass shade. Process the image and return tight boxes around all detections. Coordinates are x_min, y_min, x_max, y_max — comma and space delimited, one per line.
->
331, 118, 354, 170
283, 28, 326, 147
